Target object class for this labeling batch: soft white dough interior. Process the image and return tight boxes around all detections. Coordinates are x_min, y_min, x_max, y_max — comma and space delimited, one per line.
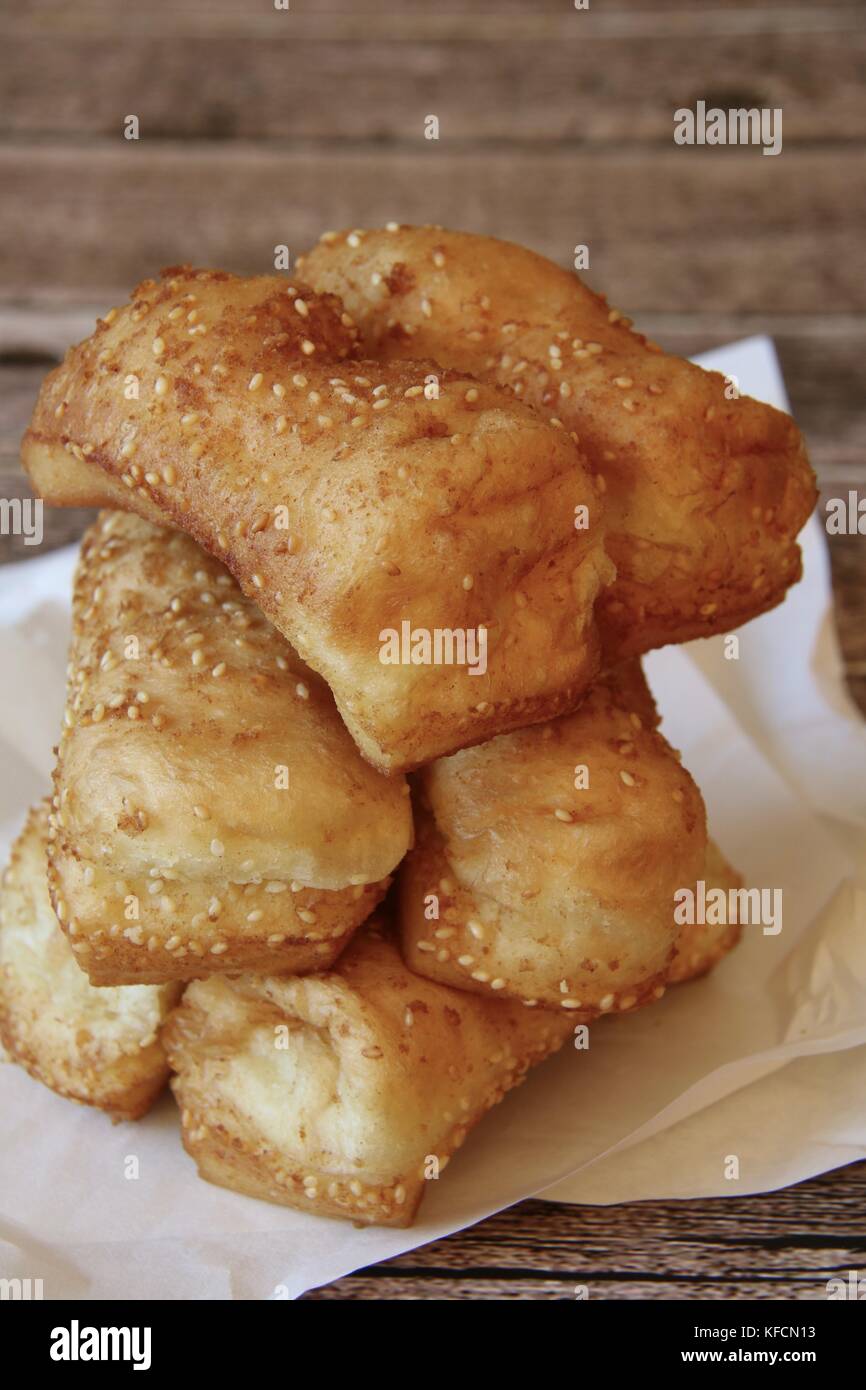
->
223, 1024, 350, 1169
2, 836, 169, 1051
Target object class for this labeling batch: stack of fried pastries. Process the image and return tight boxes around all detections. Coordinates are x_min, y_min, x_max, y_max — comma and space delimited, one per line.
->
2, 225, 815, 1227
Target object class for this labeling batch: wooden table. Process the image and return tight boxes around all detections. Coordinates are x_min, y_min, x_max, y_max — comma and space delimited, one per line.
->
2, 0, 865, 1299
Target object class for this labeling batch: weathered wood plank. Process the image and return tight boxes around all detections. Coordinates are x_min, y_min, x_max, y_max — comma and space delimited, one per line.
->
305, 1166, 866, 1299
3, 30, 864, 144
3, 145, 865, 313
5, 1, 861, 43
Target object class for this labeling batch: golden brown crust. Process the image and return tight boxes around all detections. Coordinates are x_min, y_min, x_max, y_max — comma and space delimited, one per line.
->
22, 266, 613, 772
399, 662, 708, 1015
299, 225, 817, 656
0, 804, 179, 1120
47, 511, 409, 985
163, 915, 573, 1226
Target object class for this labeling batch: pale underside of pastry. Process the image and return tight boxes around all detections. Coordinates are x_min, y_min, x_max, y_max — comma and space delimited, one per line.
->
47, 512, 411, 985
21, 266, 613, 772
399, 661, 736, 1015
0, 804, 180, 1121
298, 224, 817, 658
163, 915, 574, 1226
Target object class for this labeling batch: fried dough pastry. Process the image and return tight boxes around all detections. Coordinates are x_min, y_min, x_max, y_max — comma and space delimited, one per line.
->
399, 661, 718, 1015
163, 914, 573, 1226
21, 266, 613, 772
0, 804, 179, 1120
299, 225, 817, 656
47, 512, 411, 986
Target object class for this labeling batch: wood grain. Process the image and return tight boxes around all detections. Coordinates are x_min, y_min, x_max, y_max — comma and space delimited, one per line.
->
2, 144, 865, 313
4, 30, 864, 144
7, 0, 862, 43
304, 1167, 866, 1300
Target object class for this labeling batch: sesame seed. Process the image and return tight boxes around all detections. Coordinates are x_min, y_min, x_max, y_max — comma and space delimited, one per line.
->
620, 770, 636, 786
465, 387, 479, 403
162, 465, 176, 485
462, 574, 474, 591
275, 415, 288, 433
294, 298, 309, 317
152, 337, 165, 356
210, 838, 225, 857
672, 789, 684, 804
295, 682, 309, 700
613, 376, 633, 389
297, 908, 317, 925
193, 805, 210, 819
301, 339, 315, 355
92, 703, 105, 722
248, 373, 263, 391
554, 808, 573, 822
251, 574, 263, 589
155, 375, 168, 396
212, 662, 226, 677
599, 993, 615, 1011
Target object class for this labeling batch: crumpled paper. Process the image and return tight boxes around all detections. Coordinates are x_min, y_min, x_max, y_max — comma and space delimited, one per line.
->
1, 339, 864, 1300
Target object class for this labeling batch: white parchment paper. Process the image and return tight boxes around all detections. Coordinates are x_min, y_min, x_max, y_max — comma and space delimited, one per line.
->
1, 339, 864, 1299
